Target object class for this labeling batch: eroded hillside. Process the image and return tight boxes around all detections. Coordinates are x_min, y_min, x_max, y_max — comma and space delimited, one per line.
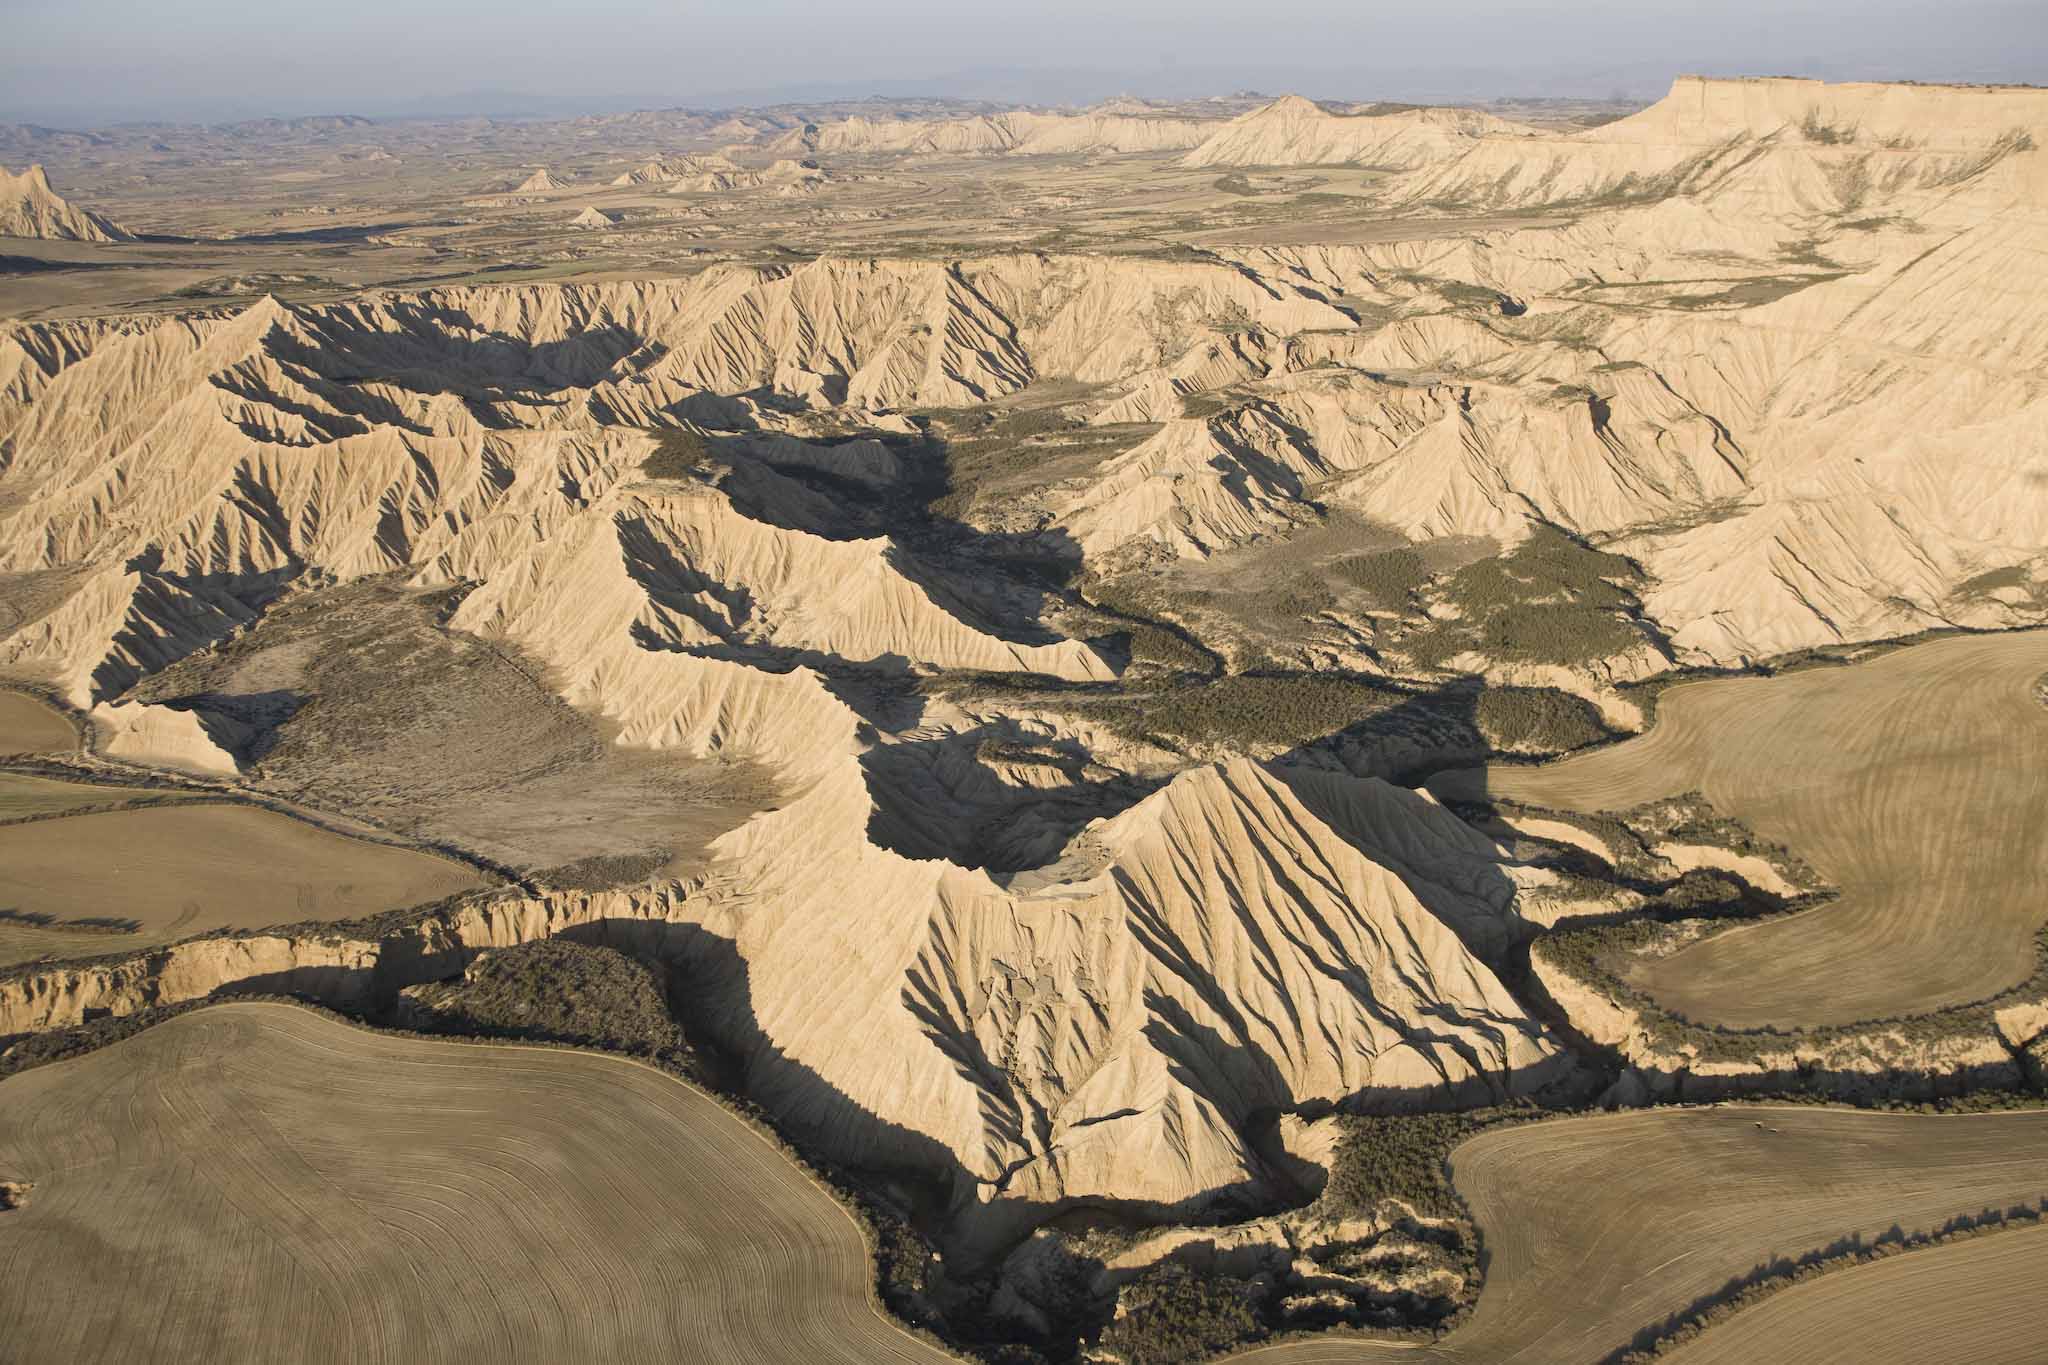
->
3, 73, 2048, 1364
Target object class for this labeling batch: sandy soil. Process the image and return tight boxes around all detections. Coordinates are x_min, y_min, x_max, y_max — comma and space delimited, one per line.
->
0, 690, 74, 755
0, 802, 487, 966
1486, 632, 2048, 1028
1664, 1219, 2048, 1365
128, 579, 774, 877
0, 1001, 952, 1364
0, 771, 190, 821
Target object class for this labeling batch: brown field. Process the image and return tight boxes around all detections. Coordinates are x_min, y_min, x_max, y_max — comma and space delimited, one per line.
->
1230, 1106, 2048, 1365
0, 690, 75, 755
0, 1002, 952, 1364
0, 771, 190, 821
1480, 631, 2048, 1028
1664, 1219, 2048, 1364
0, 802, 487, 966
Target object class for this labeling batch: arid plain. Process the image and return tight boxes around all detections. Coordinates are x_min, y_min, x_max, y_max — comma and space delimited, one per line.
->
3, 74, 2047, 1363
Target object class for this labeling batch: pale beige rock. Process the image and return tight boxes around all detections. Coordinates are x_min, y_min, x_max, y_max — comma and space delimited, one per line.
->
0, 164, 135, 242
512, 167, 566, 192
1183, 95, 1536, 169
776, 104, 1224, 158
88, 699, 241, 776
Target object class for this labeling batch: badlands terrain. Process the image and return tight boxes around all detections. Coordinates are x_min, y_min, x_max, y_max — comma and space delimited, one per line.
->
2, 74, 2048, 1363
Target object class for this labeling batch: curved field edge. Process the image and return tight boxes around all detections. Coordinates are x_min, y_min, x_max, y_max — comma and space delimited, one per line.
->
0, 996, 962, 1364
1495, 627, 2048, 1022
0, 687, 79, 755
0, 753, 520, 882
1615, 1200, 2048, 1363
1214, 1103, 2048, 1365
0, 801, 492, 958
0, 752, 519, 976
1477, 629, 2048, 1095
1656, 1218, 2048, 1365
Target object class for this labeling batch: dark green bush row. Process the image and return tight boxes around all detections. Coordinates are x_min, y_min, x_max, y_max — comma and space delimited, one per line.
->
1474, 686, 1610, 752
1080, 673, 1405, 751
1097, 1267, 1263, 1365
1402, 525, 1650, 669
1320, 1112, 1481, 1219
1609, 1200, 2048, 1364
1329, 548, 1431, 611
401, 939, 691, 1063
641, 427, 716, 479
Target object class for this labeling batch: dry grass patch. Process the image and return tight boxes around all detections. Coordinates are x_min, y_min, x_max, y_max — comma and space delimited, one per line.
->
1662, 1219, 2048, 1365
0, 772, 192, 822
0, 691, 74, 755
0, 803, 486, 966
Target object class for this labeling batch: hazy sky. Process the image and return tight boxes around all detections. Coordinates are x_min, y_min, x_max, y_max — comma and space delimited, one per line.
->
4, 0, 2044, 125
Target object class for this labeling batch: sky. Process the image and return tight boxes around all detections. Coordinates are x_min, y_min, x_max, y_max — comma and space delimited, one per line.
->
3, 0, 2044, 125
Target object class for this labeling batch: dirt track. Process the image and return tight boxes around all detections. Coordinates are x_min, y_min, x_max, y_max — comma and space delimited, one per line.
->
1486, 631, 2048, 1028
0, 1002, 956, 1364
1224, 1106, 2048, 1365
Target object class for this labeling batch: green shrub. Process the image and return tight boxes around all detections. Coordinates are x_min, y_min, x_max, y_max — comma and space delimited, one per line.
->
400, 940, 688, 1061
642, 428, 715, 479
1474, 686, 1609, 752
1321, 1113, 1477, 1219
1097, 1266, 1263, 1364
1085, 673, 1403, 750
1331, 548, 1430, 611
1404, 525, 1648, 669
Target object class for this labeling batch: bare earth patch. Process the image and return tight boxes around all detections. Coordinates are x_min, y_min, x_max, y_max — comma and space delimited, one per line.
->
0, 1002, 950, 1364
0, 803, 487, 966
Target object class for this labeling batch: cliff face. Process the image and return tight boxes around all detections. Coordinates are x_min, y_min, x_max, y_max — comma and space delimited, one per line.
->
1627, 76, 2048, 150
1182, 96, 1535, 169
1527, 950, 2047, 1103
0, 884, 694, 1039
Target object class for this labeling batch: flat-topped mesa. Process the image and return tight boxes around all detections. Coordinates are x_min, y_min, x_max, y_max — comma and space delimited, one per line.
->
1606, 74, 2048, 149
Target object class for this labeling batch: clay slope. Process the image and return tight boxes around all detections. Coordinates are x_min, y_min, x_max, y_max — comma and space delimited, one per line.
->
0, 265, 1564, 1240
0, 163, 135, 242
788, 106, 1224, 158
1183, 95, 1536, 169
513, 167, 565, 192
1386, 75, 2048, 212
7, 215, 2048, 678
1196, 103, 2048, 660
1059, 363, 1744, 559
610, 153, 743, 186
0, 248, 1350, 704
0, 286, 1127, 703
678, 733, 1558, 1233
